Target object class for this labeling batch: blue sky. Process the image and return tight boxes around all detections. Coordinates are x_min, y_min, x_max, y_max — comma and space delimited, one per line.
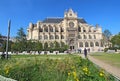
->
0, 0, 120, 37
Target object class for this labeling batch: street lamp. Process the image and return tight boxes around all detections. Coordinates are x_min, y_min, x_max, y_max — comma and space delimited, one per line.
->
6, 20, 11, 59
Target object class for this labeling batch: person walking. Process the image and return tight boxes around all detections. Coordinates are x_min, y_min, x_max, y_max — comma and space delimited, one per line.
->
84, 48, 87, 58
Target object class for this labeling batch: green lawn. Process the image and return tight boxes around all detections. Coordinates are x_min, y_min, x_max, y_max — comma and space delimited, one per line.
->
90, 52, 120, 68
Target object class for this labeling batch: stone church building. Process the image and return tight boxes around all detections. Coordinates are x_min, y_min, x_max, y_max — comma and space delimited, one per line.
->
27, 9, 104, 52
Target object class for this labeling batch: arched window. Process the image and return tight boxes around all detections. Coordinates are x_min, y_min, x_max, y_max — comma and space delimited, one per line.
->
39, 35, 42, 40
50, 27, 53, 32
90, 42, 94, 47
55, 35, 59, 39
78, 35, 82, 39
44, 26, 48, 32
61, 35, 64, 39
84, 35, 87, 39
95, 42, 99, 46
83, 27, 86, 32
50, 35, 54, 39
78, 26, 81, 32
94, 35, 96, 39
39, 28, 43, 32
55, 27, 59, 32
79, 42, 83, 47
89, 28, 91, 32
101, 42, 103, 47
61, 27, 64, 32
44, 35, 48, 40
85, 42, 89, 47
89, 35, 92, 39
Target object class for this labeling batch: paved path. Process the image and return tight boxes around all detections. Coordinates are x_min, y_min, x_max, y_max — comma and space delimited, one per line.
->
79, 54, 120, 79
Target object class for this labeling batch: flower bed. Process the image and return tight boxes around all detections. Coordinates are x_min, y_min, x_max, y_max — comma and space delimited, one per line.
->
0, 55, 115, 81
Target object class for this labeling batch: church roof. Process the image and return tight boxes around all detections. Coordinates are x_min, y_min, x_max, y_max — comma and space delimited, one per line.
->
42, 18, 63, 23
42, 18, 87, 23
77, 18, 87, 23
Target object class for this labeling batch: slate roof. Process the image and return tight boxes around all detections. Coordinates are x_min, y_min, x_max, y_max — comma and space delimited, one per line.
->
42, 18, 63, 23
42, 18, 87, 23
77, 19, 87, 23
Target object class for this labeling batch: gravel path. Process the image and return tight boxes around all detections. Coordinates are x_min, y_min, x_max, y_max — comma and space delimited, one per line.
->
79, 54, 120, 79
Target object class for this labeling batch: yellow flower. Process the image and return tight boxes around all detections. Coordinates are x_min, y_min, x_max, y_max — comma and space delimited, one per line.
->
73, 71, 77, 79
99, 69, 104, 77
99, 72, 104, 77
76, 78, 79, 81
4, 66, 10, 75
68, 72, 71, 76
83, 67, 88, 72
5, 69, 9, 74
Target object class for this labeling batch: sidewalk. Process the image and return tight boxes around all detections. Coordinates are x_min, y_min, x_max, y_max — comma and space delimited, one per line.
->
79, 54, 120, 79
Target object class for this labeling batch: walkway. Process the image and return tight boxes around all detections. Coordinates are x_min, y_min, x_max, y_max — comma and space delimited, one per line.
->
79, 54, 120, 79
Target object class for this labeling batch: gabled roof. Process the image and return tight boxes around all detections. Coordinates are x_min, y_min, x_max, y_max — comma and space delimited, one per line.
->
42, 18, 63, 23
77, 19, 87, 23
42, 18, 87, 23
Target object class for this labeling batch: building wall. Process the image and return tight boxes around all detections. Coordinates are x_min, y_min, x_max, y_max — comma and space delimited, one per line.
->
27, 9, 103, 52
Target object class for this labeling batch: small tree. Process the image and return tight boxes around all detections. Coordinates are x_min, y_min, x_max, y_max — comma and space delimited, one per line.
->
103, 29, 112, 47
44, 42, 48, 51
111, 33, 120, 49
15, 27, 27, 52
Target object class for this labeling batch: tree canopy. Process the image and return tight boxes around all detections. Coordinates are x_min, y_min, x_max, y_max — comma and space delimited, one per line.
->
16, 27, 26, 41
111, 33, 120, 48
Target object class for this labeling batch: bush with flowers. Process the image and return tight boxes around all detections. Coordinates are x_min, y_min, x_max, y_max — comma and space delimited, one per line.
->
0, 54, 115, 81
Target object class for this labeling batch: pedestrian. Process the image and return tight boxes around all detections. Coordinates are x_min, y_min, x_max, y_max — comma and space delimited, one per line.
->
79, 48, 81, 54
84, 48, 87, 58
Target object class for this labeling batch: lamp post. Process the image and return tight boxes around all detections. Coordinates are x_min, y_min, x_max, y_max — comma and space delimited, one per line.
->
6, 20, 11, 59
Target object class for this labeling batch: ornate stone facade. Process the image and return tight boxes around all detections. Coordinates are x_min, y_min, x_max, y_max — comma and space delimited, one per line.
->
27, 9, 103, 52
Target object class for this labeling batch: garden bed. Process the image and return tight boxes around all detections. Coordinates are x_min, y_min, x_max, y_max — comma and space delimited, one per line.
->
0, 54, 115, 81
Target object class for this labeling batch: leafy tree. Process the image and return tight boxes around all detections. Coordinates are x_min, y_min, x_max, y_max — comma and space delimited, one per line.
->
111, 33, 120, 48
44, 42, 48, 51
15, 27, 27, 52
54, 41, 60, 50
103, 29, 112, 40
35, 41, 43, 53
103, 29, 112, 47
16, 27, 26, 41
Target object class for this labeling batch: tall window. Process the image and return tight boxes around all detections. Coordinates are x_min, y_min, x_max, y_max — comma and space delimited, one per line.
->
79, 42, 83, 47
90, 42, 94, 47
55, 27, 59, 32
61, 27, 64, 32
78, 35, 82, 39
83, 27, 86, 32
61, 35, 64, 39
39, 35, 42, 40
44, 27, 48, 32
85, 42, 89, 47
95, 42, 99, 46
78, 26, 81, 32
55, 35, 59, 39
89, 35, 92, 39
50, 27, 53, 32
94, 35, 96, 39
50, 35, 54, 39
44, 35, 48, 40
39, 28, 43, 32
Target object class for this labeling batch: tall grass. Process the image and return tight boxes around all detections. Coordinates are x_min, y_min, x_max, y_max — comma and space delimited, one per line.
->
0, 54, 115, 81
